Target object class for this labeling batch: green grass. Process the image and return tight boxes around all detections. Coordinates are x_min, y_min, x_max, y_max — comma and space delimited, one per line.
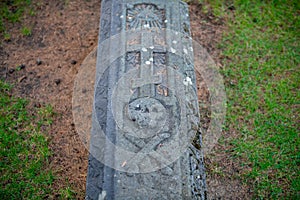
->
21, 26, 32, 36
203, 0, 299, 198
0, 81, 77, 199
0, 80, 55, 199
0, 0, 33, 37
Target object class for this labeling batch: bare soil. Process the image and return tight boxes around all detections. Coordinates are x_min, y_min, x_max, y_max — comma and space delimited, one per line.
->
0, 0, 251, 199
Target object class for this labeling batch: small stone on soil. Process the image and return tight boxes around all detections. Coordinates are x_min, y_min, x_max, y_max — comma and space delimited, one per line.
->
33, 102, 41, 108
228, 5, 235, 10
36, 58, 42, 65
71, 60, 77, 65
8, 69, 15, 74
19, 64, 26, 70
55, 79, 61, 85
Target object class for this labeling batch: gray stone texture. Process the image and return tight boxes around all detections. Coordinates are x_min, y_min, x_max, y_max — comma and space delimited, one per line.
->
86, 0, 206, 199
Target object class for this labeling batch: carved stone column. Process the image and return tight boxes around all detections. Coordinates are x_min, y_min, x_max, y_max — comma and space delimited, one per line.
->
86, 1, 206, 199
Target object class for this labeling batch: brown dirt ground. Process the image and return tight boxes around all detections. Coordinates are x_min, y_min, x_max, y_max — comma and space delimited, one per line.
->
0, 0, 252, 199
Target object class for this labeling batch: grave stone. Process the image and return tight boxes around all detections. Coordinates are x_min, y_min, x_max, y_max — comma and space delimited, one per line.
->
86, 0, 206, 199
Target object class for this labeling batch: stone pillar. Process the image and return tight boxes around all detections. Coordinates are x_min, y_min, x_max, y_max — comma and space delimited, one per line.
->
86, 1, 206, 199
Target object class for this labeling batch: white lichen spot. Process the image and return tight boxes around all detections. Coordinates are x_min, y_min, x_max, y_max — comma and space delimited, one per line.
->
189, 47, 193, 52
128, 16, 133, 20
98, 191, 106, 200
172, 40, 178, 44
170, 47, 176, 54
120, 15, 124, 19
143, 24, 150, 28
183, 48, 188, 54
183, 76, 192, 86
149, 57, 154, 62
186, 13, 189, 17
117, 179, 121, 183
145, 61, 151, 65
164, 20, 168, 23
175, 31, 179, 35
149, 46, 154, 49
142, 47, 147, 52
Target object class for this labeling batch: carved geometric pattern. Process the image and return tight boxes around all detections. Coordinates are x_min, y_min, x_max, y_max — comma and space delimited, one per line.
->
126, 51, 141, 71
86, 0, 207, 199
153, 52, 166, 67
127, 4, 166, 29
153, 52, 168, 96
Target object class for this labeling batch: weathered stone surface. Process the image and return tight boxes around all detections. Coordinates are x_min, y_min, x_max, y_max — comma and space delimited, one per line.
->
86, 0, 206, 199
